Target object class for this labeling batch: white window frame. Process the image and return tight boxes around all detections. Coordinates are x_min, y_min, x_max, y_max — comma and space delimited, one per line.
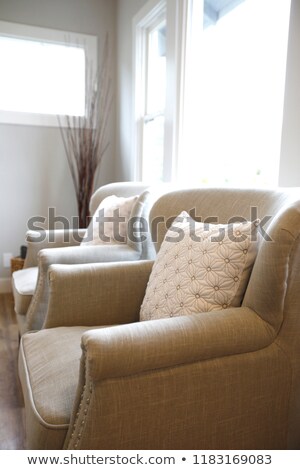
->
165, 0, 189, 182
0, 20, 97, 127
133, 0, 189, 182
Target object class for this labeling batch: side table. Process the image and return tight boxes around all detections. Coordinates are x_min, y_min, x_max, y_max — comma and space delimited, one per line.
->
11, 257, 25, 274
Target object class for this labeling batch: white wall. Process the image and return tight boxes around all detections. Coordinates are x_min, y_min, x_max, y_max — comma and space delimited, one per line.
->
115, 0, 148, 181
279, 0, 300, 186
0, 0, 117, 286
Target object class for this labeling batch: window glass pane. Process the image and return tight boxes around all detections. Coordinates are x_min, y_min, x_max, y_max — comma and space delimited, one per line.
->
142, 115, 165, 181
146, 23, 166, 115
142, 21, 166, 182
0, 36, 85, 116
180, 0, 291, 187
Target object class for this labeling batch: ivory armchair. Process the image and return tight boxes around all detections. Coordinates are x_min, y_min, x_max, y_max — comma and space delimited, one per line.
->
12, 182, 155, 334
19, 188, 300, 449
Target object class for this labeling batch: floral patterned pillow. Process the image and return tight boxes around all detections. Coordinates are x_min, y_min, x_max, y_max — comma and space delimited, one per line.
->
140, 211, 260, 321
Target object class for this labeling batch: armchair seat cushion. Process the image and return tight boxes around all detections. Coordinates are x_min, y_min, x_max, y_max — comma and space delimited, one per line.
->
12, 267, 38, 315
19, 326, 104, 449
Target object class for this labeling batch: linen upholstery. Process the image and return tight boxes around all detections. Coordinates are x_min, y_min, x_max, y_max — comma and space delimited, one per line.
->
26, 245, 143, 332
19, 326, 100, 450
150, 187, 297, 252
79, 307, 275, 381
19, 188, 300, 449
12, 267, 38, 316
12, 182, 152, 334
16, 312, 27, 337
24, 229, 86, 269
66, 343, 290, 450
243, 201, 300, 330
44, 260, 153, 328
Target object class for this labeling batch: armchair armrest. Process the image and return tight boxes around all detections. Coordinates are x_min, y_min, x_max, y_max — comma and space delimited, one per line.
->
65, 307, 277, 450
81, 307, 276, 380
44, 260, 154, 328
38, 243, 140, 268
24, 229, 86, 268
26, 244, 143, 331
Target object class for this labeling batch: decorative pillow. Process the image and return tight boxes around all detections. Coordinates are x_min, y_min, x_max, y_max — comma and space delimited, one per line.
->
81, 195, 138, 245
140, 211, 260, 321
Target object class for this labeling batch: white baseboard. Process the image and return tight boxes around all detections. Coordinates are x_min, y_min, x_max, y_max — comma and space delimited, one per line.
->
0, 278, 12, 293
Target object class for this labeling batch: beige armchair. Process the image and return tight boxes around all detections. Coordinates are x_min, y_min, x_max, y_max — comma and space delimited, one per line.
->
12, 182, 155, 334
19, 188, 300, 449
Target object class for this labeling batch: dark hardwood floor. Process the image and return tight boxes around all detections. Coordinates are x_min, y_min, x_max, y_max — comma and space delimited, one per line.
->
0, 294, 25, 449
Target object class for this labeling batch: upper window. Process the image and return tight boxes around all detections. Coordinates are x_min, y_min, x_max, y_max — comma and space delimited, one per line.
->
0, 21, 97, 127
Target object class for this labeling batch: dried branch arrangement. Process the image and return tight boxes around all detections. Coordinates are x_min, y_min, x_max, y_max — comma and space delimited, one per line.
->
58, 35, 112, 228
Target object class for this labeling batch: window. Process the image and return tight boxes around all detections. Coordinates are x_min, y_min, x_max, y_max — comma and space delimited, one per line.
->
178, 0, 291, 187
134, 0, 291, 186
0, 21, 97, 127
142, 21, 166, 182
133, 0, 167, 182
134, 0, 187, 183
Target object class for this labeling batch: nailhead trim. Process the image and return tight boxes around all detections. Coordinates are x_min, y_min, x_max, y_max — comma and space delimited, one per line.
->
67, 354, 93, 450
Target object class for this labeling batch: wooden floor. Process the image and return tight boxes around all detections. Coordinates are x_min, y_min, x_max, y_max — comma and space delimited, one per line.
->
0, 294, 25, 449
